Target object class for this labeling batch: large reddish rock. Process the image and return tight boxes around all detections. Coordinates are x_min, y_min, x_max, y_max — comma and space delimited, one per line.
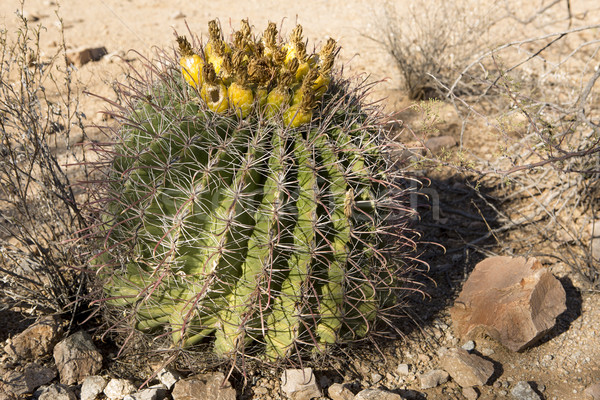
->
450, 256, 566, 351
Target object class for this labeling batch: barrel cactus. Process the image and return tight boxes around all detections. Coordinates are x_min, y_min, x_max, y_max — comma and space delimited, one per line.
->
88, 20, 418, 361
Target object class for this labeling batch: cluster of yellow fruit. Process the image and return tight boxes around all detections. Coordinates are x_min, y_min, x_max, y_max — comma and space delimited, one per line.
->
177, 20, 337, 127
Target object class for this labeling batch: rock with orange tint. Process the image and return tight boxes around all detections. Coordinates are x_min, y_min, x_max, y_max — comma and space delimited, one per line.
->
450, 256, 566, 352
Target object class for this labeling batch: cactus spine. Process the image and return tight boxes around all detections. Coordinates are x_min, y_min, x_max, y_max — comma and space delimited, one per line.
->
89, 19, 417, 362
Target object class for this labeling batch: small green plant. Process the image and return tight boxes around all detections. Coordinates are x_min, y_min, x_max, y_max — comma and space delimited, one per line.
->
87, 20, 421, 362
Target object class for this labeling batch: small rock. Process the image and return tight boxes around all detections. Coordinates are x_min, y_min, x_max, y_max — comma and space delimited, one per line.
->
4, 315, 64, 360
171, 10, 186, 19
81, 376, 107, 400
480, 348, 494, 357
450, 256, 566, 352
419, 369, 449, 390
157, 368, 181, 390
36, 384, 77, 400
397, 364, 410, 375
104, 379, 136, 400
371, 373, 382, 384
328, 383, 355, 400
281, 368, 322, 400
510, 381, 541, 400
53, 331, 102, 385
440, 348, 494, 388
461, 341, 475, 352
124, 387, 168, 400
423, 135, 456, 155
1, 363, 56, 395
19, 10, 40, 22
355, 388, 404, 400
584, 383, 600, 400
592, 237, 600, 261
66, 46, 108, 67
171, 372, 235, 400
462, 386, 479, 400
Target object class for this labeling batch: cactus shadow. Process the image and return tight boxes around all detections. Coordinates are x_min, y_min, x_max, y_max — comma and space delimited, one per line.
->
398, 174, 502, 333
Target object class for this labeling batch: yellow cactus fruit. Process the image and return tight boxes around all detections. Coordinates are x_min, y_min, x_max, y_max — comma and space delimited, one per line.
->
283, 103, 312, 127
313, 73, 331, 100
177, 36, 204, 89
200, 63, 229, 113
248, 58, 273, 109
205, 20, 231, 71
265, 72, 294, 118
284, 24, 304, 65
228, 54, 254, 118
285, 76, 317, 127
292, 68, 318, 105
228, 83, 253, 118
294, 42, 312, 82
313, 38, 337, 99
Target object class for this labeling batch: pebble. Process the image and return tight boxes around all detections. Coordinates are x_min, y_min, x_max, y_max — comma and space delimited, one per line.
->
53, 331, 102, 385
280, 368, 322, 400
35, 384, 76, 400
510, 381, 541, 400
419, 369, 449, 389
461, 341, 475, 352
462, 386, 479, 400
397, 364, 410, 375
80, 376, 107, 400
328, 383, 355, 400
104, 379, 136, 400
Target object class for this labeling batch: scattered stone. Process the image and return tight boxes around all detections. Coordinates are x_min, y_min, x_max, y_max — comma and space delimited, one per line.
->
419, 369, 449, 389
104, 379, 136, 400
81, 375, 107, 400
423, 135, 456, 155
1, 363, 56, 395
450, 256, 567, 352
124, 387, 168, 400
461, 341, 475, 352
4, 315, 64, 360
36, 384, 77, 400
281, 368, 322, 400
19, 10, 40, 22
171, 10, 186, 19
53, 331, 103, 385
592, 237, 600, 261
355, 388, 404, 400
397, 364, 410, 375
371, 373, 382, 384
510, 381, 541, 400
157, 368, 181, 390
440, 348, 494, 387
462, 386, 479, 400
171, 372, 236, 400
66, 46, 108, 67
328, 383, 355, 400
584, 383, 600, 399
480, 348, 494, 357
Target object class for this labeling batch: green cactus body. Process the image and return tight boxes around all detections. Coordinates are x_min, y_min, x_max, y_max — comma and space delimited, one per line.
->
90, 20, 418, 362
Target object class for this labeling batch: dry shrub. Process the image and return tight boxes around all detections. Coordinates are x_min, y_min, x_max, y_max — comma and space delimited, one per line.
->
0, 6, 90, 316
374, 0, 501, 100
380, 0, 600, 287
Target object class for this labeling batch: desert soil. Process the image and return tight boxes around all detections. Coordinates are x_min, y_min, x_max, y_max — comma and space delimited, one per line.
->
1, 1, 599, 399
